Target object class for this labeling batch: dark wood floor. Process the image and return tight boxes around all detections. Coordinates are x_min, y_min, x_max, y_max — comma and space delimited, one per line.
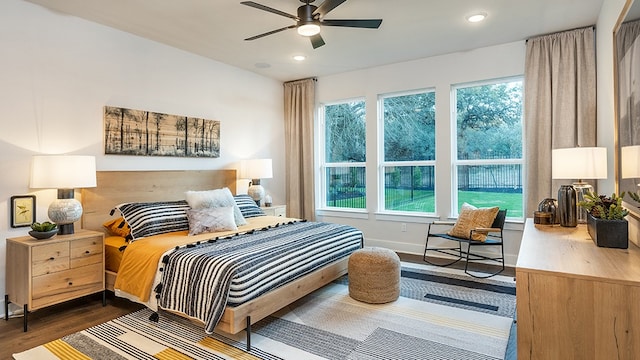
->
1, 254, 516, 359
0, 292, 143, 359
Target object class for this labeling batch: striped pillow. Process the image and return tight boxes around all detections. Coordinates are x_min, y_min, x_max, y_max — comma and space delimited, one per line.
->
114, 200, 190, 241
234, 194, 265, 218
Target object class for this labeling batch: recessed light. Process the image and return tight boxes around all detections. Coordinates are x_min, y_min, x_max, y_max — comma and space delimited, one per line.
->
293, 55, 306, 61
466, 12, 487, 23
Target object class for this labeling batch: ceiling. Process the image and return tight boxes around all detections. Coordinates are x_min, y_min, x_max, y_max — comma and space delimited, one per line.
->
25, 0, 605, 82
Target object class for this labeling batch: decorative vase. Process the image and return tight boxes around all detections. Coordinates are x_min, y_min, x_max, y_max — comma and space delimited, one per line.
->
558, 185, 577, 227
28, 229, 58, 240
586, 213, 628, 249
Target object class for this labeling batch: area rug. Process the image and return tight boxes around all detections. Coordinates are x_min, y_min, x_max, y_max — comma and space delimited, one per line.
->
14, 262, 515, 360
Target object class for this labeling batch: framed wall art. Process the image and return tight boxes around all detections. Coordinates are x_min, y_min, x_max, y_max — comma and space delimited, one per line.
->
11, 195, 36, 228
103, 106, 220, 158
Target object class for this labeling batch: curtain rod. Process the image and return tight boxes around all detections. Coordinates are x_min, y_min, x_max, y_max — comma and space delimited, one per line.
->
283, 77, 317, 85
526, 25, 595, 43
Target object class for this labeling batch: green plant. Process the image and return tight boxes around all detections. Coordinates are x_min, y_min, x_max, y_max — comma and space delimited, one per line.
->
31, 221, 58, 232
578, 192, 629, 220
629, 191, 640, 204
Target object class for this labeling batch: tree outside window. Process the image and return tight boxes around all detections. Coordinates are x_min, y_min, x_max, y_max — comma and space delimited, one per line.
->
454, 79, 524, 218
322, 100, 366, 209
381, 90, 436, 213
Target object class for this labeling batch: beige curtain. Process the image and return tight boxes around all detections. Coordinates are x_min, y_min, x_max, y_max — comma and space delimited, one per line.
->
524, 27, 596, 217
284, 78, 316, 220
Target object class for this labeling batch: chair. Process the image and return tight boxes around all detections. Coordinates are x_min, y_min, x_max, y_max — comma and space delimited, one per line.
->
423, 209, 507, 278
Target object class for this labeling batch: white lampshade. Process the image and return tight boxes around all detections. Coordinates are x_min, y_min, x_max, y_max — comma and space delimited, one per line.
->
622, 145, 640, 179
240, 159, 273, 180
30, 155, 96, 235
551, 147, 608, 180
30, 155, 97, 189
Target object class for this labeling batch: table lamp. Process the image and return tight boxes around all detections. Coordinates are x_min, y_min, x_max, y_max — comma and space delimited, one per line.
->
552, 147, 607, 226
240, 158, 273, 206
622, 145, 640, 179
30, 155, 97, 234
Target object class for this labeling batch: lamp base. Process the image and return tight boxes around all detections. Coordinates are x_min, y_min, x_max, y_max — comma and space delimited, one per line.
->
48, 189, 82, 235
573, 181, 593, 224
247, 179, 265, 206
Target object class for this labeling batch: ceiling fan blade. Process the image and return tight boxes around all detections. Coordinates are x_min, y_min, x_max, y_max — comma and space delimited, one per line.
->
240, 1, 299, 20
245, 25, 297, 41
314, 0, 347, 18
321, 19, 382, 29
310, 34, 326, 49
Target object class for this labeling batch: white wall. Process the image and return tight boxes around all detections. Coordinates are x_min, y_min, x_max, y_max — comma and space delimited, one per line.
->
315, 41, 527, 265
0, 0, 284, 316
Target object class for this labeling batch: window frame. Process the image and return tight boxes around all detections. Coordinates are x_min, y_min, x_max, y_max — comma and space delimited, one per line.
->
378, 88, 437, 215
450, 76, 525, 219
317, 97, 367, 212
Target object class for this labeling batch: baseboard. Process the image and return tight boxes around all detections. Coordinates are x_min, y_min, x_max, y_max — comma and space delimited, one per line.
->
365, 236, 518, 268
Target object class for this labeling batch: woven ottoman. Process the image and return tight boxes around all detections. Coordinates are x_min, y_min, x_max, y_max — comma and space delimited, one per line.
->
348, 247, 401, 303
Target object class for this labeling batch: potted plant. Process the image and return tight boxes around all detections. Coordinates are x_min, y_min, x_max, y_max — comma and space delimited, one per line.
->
29, 221, 58, 240
578, 192, 629, 248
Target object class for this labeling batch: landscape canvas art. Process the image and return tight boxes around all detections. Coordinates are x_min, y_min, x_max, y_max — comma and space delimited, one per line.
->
104, 106, 220, 158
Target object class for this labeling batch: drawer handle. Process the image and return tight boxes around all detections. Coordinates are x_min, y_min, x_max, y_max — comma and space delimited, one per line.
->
85, 251, 90, 254
49, 257, 55, 261
68, 282, 73, 286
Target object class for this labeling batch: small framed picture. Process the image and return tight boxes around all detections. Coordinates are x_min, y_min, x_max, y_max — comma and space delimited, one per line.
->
11, 195, 36, 228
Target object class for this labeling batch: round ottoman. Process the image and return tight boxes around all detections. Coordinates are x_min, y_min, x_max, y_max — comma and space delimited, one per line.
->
348, 247, 401, 303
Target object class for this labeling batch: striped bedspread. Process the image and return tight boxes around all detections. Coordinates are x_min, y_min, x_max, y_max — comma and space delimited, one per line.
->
158, 221, 363, 333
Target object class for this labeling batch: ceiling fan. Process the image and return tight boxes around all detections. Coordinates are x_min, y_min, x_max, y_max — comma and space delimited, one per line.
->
241, 0, 383, 49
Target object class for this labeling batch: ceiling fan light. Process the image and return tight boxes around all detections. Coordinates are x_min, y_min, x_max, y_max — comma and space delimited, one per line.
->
297, 24, 320, 37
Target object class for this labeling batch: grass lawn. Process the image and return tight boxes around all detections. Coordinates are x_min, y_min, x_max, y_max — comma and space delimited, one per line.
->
330, 189, 523, 218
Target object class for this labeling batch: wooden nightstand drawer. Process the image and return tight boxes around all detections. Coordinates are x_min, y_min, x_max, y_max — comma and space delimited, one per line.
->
70, 236, 103, 267
32, 263, 103, 309
32, 242, 69, 262
31, 242, 70, 277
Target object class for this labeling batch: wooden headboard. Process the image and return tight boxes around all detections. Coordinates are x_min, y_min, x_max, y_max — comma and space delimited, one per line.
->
81, 170, 236, 233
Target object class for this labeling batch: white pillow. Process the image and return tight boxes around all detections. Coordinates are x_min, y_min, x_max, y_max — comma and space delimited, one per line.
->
186, 207, 238, 235
185, 187, 247, 226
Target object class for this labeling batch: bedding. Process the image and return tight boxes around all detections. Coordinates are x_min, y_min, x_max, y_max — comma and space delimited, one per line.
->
104, 235, 128, 272
112, 215, 363, 334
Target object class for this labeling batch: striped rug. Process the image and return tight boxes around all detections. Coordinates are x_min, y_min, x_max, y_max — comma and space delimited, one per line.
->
14, 262, 515, 360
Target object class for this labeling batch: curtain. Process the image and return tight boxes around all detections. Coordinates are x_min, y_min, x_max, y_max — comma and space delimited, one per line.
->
283, 78, 316, 220
524, 27, 596, 217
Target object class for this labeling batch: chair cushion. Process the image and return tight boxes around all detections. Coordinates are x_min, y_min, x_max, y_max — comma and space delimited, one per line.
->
448, 203, 499, 241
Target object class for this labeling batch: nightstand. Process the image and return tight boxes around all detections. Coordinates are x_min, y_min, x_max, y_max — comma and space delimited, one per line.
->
261, 205, 287, 217
4, 229, 105, 331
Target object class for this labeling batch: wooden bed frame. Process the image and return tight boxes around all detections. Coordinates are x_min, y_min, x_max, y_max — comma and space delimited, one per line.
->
81, 170, 349, 340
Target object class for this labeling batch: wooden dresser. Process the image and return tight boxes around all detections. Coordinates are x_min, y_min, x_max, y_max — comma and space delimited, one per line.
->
516, 219, 640, 359
5, 229, 105, 331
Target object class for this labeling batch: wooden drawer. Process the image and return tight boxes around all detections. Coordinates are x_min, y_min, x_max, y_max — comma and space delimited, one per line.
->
31, 262, 103, 309
70, 236, 103, 268
32, 242, 70, 277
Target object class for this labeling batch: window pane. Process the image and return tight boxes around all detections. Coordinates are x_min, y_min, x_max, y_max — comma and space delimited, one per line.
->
384, 166, 435, 212
457, 164, 523, 218
325, 101, 366, 163
456, 81, 522, 160
383, 92, 436, 161
325, 166, 366, 209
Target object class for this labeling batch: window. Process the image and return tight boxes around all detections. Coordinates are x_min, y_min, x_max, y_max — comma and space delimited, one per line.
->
453, 78, 524, 219
380, 90, 436, 213
320, 100, 366, 209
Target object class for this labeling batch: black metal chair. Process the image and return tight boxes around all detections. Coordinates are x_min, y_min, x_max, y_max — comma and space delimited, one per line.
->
423, 209, 507, 278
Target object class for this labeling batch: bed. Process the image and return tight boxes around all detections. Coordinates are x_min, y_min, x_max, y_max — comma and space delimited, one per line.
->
81, 170, 363, 348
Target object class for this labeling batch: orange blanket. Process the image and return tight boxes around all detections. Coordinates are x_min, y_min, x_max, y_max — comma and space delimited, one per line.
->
113, 216, 297, 303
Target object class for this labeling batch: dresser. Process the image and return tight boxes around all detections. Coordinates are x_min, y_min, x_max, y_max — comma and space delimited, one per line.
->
516, 219, 640, 359
4, 229, 105, 331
